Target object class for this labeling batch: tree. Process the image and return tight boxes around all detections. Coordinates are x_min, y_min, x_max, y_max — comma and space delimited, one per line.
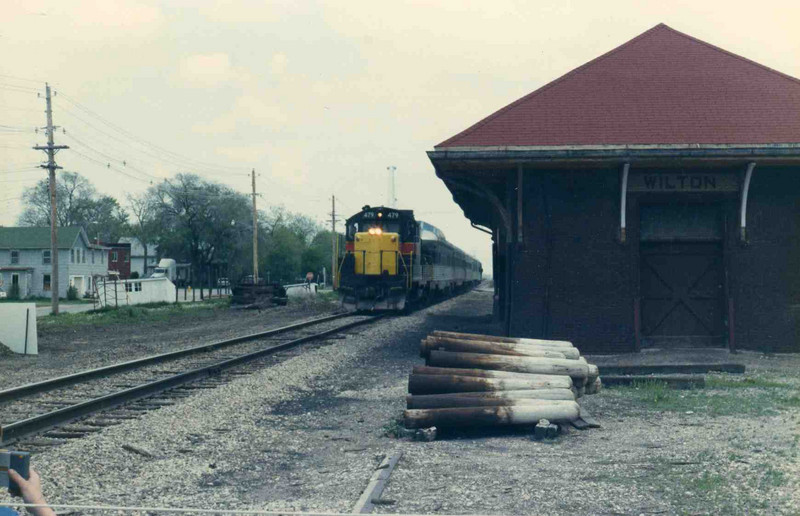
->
148, 174, 251, 291
126, 192, 159, 274
19, 171, 94, 227
82, 196, 128, 242
18, 171, 128, 242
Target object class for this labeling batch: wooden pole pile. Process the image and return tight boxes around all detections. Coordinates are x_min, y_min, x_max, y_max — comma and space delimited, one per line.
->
404, 331, 602, 429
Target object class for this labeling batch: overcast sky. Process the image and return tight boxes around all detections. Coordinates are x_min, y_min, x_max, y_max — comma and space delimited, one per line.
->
2, 0, 799, 270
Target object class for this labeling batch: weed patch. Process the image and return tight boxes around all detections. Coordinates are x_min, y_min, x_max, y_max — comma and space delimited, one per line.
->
608, 373, 800, 417
38, 299, 229, 330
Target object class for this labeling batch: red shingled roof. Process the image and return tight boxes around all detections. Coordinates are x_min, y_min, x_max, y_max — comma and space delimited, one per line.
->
437, 24, 800, 148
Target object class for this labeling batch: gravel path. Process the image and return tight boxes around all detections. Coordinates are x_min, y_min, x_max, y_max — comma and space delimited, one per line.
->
1, 290, 797, 515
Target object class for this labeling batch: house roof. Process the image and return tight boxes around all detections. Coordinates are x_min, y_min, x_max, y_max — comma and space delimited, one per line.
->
0, 227, 84, 250
436, 24, 800, 148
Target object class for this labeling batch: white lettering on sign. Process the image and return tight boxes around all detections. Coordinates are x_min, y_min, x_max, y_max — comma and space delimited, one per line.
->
628, 173, 738, 193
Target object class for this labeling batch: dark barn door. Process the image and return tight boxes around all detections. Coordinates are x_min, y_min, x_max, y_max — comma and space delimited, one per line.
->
639, 204, 726, 347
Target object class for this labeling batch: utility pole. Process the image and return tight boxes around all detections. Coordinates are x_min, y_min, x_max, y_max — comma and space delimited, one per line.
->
387, 166, 397, 208
33, 83, 68, 315
251, 168, 259, 284
331, 195, 337, 290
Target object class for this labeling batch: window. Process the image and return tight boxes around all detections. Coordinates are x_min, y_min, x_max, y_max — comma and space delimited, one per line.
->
125, 253, 130, 263
92, 251, 95, 264
125, 282, 132, 292
43, 274, 51, 291
101, 252, 104, 264
134, 282, 142, 292
42, 250, 51, 265
71, 249, 75, 263
112, 251, 118, 262
82, 249, 86, 263
10, 250, 19, 264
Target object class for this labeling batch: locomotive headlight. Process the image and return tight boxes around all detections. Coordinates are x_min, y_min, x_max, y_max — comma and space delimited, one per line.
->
375, 228, 382, 235
378, 212, 383, 218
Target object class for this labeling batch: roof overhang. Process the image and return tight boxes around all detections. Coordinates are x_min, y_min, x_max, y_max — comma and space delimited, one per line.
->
429, 143, 800, 231
430, 143, 800, 166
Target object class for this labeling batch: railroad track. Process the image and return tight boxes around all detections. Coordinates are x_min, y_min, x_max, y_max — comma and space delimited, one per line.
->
0, 312, 385, 449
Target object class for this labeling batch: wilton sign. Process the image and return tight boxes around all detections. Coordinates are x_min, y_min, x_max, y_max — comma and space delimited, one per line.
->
628, 173, 738, 192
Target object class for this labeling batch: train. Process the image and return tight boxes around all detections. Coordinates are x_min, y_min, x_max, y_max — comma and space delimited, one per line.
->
338, 205, 482, 311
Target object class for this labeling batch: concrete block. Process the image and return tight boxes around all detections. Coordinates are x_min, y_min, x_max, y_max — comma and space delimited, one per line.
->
0, 303, 38, 354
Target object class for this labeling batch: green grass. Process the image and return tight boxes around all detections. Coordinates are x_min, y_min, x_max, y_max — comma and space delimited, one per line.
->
288, 289, 340, 308
689, 471, 727, 493
608, 374, 800, 417
0, 296, 92, 306
706, 376, 792, 389
38, 298, 231, 329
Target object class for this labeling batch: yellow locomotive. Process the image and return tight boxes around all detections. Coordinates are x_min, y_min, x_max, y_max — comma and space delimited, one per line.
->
338, 205, 482, 310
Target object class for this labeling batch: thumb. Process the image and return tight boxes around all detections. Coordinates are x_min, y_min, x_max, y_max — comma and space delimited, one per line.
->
7, 469, 23, 483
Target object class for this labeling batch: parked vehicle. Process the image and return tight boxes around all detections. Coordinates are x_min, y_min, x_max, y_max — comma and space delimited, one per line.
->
151, 258, 177, 282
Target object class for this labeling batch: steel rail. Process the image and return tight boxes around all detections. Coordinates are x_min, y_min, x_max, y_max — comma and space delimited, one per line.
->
0, 312, 351, 405
0, 314, 385, 446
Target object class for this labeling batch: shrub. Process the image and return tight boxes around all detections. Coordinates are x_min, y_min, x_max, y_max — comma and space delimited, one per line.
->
67, 285, 79, 300
130, 271, 140, 279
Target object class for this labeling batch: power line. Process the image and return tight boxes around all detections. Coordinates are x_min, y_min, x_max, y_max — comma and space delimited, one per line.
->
0, 167, 39, 175
0, 73, 44, 84
0, 177, 40, 184
58, 104, 246, 179
68, 148, 153, 185
58, 92, 247, 175
62, 132, 160, 181
0, 84, 39, 94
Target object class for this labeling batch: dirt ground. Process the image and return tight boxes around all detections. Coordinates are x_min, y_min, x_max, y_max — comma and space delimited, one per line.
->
1, 290, 798, 515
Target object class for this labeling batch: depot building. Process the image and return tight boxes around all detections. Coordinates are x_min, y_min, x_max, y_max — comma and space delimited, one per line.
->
430, 24, 800, 353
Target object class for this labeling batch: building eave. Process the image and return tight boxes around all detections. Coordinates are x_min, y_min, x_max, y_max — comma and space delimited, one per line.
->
429, 143, 800, 164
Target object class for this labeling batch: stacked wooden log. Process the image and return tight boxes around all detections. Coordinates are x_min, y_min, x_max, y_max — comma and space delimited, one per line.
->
404, 331, 601, 430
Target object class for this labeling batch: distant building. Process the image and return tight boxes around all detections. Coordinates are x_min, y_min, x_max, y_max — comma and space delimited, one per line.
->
0, 226, 109, 298
97, 240, 132, 279
118, 237, 158, 278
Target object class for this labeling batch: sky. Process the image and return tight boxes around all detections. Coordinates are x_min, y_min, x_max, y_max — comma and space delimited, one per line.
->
2, 0, 800, 271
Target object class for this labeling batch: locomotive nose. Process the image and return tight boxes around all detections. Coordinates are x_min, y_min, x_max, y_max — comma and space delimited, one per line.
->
354, 231, 400, 276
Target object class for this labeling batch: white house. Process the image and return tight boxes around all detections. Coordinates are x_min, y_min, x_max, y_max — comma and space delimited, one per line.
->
0, 226, 109, 298
118, 236, 158, 277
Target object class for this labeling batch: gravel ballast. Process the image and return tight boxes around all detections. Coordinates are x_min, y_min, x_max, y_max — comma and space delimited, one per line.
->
0, 299, 338, 389
1, 290, 798, 515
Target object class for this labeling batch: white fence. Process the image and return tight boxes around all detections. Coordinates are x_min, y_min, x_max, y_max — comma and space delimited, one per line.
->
96, 277, 177, 307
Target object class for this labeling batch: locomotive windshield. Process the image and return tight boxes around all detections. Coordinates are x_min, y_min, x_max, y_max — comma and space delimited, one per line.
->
346, 206, 417, 240
347, 221, 401, 236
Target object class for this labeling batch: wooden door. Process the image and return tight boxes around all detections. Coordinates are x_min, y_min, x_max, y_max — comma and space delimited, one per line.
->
640, 242, 725, 347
